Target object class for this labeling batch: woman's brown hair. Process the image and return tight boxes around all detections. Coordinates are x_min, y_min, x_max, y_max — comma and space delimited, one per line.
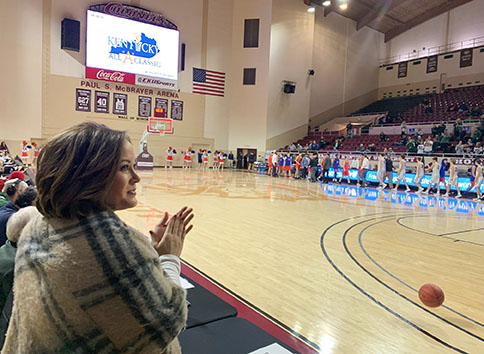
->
36, 122, 129, 218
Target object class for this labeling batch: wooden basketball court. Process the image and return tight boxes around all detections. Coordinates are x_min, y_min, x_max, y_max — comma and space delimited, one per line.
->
117, 168, 484, 353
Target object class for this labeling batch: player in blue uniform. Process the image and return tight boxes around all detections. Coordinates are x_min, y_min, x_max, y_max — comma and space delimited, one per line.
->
332, 155, 340, 183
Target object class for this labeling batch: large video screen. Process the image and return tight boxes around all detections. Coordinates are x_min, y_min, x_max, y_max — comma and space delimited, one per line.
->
86, 10, 179, 80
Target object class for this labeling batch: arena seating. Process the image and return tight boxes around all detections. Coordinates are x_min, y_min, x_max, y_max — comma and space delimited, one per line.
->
354, 94, 431, 119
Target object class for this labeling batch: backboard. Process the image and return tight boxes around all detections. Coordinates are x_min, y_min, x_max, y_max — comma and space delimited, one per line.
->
149, 118, 173, 135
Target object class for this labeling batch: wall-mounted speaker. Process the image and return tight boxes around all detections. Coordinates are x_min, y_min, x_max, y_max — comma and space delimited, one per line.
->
283, 82, 296, 94
61, 18, 80, 52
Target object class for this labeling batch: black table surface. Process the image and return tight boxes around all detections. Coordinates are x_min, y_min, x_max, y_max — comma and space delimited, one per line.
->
180, 317, 298, 354
183, 275, 238, 329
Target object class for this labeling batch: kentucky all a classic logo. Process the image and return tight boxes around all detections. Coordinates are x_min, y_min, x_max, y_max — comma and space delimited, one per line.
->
108, 33, 161, 67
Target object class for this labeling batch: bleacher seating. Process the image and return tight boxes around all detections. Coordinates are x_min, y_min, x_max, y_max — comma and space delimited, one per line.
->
354, 94, 431, 119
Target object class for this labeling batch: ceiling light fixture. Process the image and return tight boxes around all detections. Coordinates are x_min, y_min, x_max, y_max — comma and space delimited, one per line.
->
339, 2, 348, 10
322, 0, 331, 6
307, 7, 316, 13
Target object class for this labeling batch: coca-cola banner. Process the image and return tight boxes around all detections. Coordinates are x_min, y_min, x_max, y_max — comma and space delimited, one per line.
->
154, 98, 168, 118
76, 89, 91, 111
86, 67, 135, 84
113, 93, 127, 115
136, 74, 177, 91
138, 96, 152, 118
171, 100, 183, 121
94, 91, 110, 113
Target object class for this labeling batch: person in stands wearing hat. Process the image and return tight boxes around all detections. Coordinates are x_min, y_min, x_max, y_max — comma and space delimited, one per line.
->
2, 122, 192, 353
0, 179, 28, 209
0, 186, 37, 247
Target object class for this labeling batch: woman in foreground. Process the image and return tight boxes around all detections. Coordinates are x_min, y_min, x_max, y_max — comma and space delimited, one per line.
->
3, 122, 193, 353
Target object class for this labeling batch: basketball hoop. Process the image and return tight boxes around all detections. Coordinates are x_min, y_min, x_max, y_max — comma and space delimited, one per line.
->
149, 118, 173, 135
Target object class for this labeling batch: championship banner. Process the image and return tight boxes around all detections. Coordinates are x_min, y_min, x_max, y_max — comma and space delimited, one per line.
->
460, 48, 473, 68
426, 55, 438, 73
113, 93, 127, 115
76, 89, 91, 111
154, 98, 168, 117
138, 96, 152, 117
397, 61, 408, 78
86, 67, 136, 84
171, 100, 183, 121
94, 91, 110, 113
136, 75, 177, 90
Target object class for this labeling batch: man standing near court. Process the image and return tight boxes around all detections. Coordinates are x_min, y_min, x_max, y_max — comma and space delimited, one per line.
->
309, 153, 319, 182
357, 154, 370, 187
272, 151, 279, 177
300, 154, 310, 179
321, 153, 332, 183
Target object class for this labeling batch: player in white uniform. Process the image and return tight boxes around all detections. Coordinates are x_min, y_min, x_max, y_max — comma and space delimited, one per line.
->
393, 154, 410, 192
376, 153, 386, 189
202, 150, 209, 171
445, 158, 462, 198
423, 157, 440, 195
474, 159, 483, 201
413, 157, 425, 193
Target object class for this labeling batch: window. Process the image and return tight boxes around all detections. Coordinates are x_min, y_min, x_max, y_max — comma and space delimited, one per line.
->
444, 54, 453, 59
244, 19, 259, 48
386, 66, 394, 71
243, 68, 256, 85
413, 60, 421, 65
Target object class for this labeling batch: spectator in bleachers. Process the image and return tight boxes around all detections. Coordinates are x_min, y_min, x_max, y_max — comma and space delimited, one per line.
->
470, 105, 482, 117
415, 128, 423, 139
453, 118, 463, 141
472, 128, 482, 144
455, 141, 465, 156
474, 142, 483, 156
388, 148, 395, 156
0, 143, 8, 155
3, 123, 192, 353
431, 124, 440, 137
458, 103, 469, 112
439, 130, 451, 152
357, 144, 365, 153
406, 138, 416, 154
379, 131, 387, 142
417, 140, 424, 155
0, 179, 28, 209
319, 137, 327, 149
368, 143, 376, 152
424, 105, 433, 114
0, 186, 37, 247
310, 140, 319, 151
296, 143, 303, 150
288, 143, 296, 151
448, 103, 457, 112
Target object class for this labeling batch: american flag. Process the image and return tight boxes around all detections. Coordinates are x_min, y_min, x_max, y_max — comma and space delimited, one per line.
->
192, 68, 225, 97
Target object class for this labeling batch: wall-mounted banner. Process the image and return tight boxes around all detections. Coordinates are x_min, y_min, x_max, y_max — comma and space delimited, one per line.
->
138, 96, 152, 117
154, 98, 168, 118
86, 67, 136, 84
136, 74, 177, 90
460, 48, 473, 68
397, 61, 408, 78
94, 91, 110, 113
171, 100, 183, 121
76, 89, 91, 111
113, 93, 127, 115
426, 55, 438, 73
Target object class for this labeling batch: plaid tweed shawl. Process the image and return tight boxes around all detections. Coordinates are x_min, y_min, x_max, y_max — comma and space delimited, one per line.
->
3, 211, 187, 353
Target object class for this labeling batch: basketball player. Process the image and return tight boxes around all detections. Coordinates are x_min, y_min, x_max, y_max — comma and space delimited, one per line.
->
219, 152, 225, 170
438, 158, 448, 195
268, 152, 274, 176
183, 147, 193, 169
445, 158, 462, 198
332, 155, 340, 183
166, 146, 175, 168
338, 156, 351, 184
465, 159, 482, 200
278, 154, 284, 176
423, 157, 440, 195
376, 153, 386, 189
272, 151, 279, 177
295, 153, 302, 178
284, 154, 291, 177
414, 157, 425, 193
393, 155, 410, 192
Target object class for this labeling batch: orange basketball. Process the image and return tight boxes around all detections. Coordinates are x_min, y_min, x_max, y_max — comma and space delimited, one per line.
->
418, 284, 445, 307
